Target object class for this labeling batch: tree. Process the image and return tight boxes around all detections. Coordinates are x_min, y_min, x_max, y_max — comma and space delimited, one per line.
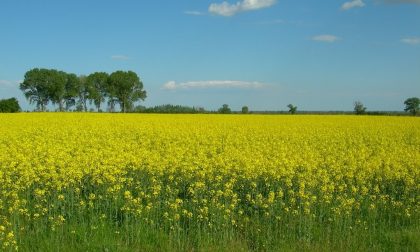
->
20, 68, 73, 112
0, 98, 20, 112
218, 104, 231, 114
106, 80, 118, 112
404, 97, 420, 116
20, 68, 51, 111
48, 70, 68, 112
108, 71, 147, 112
287, 104, 297, 114
64, 73, 80, 111
77, 75, 89, 112
354, 101, 366, 115
86, 72, 109, 112
241, 106, 249, 114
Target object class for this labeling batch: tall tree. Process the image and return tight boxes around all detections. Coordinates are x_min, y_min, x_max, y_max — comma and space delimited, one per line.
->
354, 101, 366, 115
106, 80, 118, 112
86, 72, 109, 112
218, 104, 231, 114
48, 70, 67, 112
77, 75, 89, 112
404, 97, 420, 116
20, 68, 51, 111
287, 104, 297, 114
108, 71, 146, 112
64, 73, 80, 111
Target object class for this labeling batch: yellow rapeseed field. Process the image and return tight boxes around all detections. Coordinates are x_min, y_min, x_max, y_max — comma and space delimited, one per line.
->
0, 113, 419, 250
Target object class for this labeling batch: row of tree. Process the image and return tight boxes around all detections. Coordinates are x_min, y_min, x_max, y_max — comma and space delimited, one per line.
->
134, 104, 206, 113
20, 68, 146, 112
1, 98, 419, 115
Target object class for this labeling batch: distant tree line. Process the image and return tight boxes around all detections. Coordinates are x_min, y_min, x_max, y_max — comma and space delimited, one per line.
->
0, 98, 21, 113
19, 68, 146, 112
134, 104, 206, 114
353, 99, 419, 116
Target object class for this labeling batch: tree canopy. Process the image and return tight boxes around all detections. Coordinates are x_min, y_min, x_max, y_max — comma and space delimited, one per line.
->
108, 71, 146, 113
86, 72, 109, 112
20, 68, 52, 111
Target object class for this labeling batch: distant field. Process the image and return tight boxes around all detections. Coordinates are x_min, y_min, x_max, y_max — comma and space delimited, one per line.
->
0, 114, 419, 251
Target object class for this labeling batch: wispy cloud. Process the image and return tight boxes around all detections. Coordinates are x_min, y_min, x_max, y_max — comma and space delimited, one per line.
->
111, 55, 130, 61
401, 37, 420, 45
209, 0, 276, 17
255, 19, 285, 25
341, 0, 366, 10
0, 80, 21, 87
184, 10, 206, 16
312, 35, 341, 43
162, 80, 267, 90
378, 0, 420, 4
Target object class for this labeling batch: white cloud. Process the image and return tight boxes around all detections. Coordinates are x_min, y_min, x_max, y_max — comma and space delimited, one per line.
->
255, 19, 285, 25
312, 35, 340, 43
341, 0, 366, 10
162, 80, 267, 90
0, 80, 20, 87
209, 0, 277, 17
401, 37, 420, 45
379, 0, 420, 4
185, 10, 206, 16
111, 55, 130, 61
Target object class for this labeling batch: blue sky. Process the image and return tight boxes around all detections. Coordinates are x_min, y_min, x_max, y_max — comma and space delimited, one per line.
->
1, 0, 419, 111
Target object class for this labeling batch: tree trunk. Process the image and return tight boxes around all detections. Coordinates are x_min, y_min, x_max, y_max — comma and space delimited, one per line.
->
83, 99, 87, 112
59, 100, 64, 112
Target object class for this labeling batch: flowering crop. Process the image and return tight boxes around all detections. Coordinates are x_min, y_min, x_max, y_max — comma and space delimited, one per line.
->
0, 113, 419, 250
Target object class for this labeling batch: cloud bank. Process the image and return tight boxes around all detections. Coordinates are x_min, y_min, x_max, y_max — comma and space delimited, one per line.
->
162, 80, 267, 90
341, 0, 366, 10
312, 35, 340, 43
209, 0, 276, 16
379, 0, 420, 4
401, 37, 420, 45
111, 55, 130, 61
185, 10, 206, 16
0, 80, 20, 87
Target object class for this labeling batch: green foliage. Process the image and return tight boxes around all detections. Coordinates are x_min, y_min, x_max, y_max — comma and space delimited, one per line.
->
287, 104, 297, 114
48, 70, 68, 112
404, 97, 420, 116
0, 97, 20, 112
218, 104, 231, 114
76, 75, 89, 112
354, 101, 367, 115
241, 106, 249, 114
108, 71, 147, 112
86, 72, 109, 112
